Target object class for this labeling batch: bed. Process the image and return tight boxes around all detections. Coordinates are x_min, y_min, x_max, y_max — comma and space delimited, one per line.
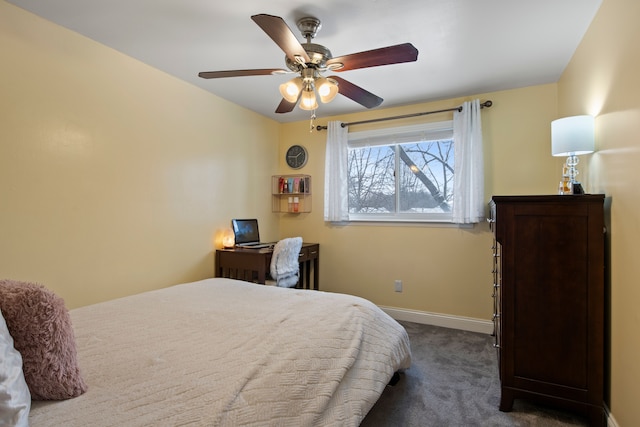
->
26, 278, 411, 426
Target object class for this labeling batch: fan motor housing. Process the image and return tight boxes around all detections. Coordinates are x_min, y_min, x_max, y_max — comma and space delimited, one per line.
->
285, 43, 332, 71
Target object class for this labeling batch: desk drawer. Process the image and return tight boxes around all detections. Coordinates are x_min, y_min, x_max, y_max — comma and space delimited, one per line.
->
307, 245, 319, 259
298, 247, 309, 262
298, 244, 319, 262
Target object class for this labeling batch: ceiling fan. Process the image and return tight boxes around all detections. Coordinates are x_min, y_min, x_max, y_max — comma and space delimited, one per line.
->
198, 14, 419, 114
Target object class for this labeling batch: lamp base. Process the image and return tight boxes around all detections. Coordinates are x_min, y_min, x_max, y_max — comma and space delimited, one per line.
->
558, 157, 585, 195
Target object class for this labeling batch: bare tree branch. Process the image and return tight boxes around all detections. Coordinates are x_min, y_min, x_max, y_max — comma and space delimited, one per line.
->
397, 146, 451, 212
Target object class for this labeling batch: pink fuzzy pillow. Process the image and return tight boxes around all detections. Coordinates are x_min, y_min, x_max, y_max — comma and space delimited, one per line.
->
0, 279, 87, 400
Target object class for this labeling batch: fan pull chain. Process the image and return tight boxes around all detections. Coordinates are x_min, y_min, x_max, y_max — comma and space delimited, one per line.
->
309, 110, 317, 133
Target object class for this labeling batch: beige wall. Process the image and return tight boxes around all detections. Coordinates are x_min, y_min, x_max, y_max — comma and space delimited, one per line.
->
279, 84, 560, 320
0, 2, 281, 308
557, 0, 640, 424
1, 0, 562, 321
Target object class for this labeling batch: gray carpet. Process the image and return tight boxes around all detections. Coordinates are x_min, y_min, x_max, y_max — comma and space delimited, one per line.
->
361, 321, 590, 427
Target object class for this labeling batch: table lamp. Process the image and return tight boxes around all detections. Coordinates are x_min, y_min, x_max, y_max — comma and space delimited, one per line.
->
551, 115, 595, 194
222, 228, 235, 248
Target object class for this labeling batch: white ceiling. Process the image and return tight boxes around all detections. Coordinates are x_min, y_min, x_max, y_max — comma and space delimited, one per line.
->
8, 0, 602, 123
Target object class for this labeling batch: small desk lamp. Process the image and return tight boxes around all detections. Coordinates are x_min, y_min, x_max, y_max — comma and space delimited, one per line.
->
551, 115, 595, 194
222, 228, 235, 248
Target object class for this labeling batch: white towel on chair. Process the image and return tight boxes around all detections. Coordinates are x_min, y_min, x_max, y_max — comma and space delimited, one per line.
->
270, 237, 303, 287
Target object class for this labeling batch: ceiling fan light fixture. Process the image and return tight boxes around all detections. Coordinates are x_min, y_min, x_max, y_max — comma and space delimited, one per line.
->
316, 77, 339, 103
300, 88, 318, 111
279, 78, 303, 103
200, 15, 418, 115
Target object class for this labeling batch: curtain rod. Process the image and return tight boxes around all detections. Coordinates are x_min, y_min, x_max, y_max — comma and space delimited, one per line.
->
315, 100, 492, 131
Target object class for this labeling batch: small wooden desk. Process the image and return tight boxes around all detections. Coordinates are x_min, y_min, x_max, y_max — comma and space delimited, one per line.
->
215, 243, 319, 290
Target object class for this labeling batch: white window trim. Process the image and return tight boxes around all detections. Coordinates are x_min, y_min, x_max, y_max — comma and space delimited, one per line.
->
348, 120, 455, 224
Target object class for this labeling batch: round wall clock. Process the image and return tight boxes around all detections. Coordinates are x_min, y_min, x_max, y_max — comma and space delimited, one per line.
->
286, 144, 308, 169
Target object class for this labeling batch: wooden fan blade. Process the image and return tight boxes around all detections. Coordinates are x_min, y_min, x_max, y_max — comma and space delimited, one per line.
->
198, 69, 287, 79
275, 97, 298, 114
251, 14, 310, 64
330, 76, 383, 109
326, 43, 418, 72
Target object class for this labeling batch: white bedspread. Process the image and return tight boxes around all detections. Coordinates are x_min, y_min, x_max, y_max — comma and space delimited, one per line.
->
29, 278, 411, 426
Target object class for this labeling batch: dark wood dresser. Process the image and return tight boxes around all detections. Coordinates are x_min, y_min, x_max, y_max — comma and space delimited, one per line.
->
489, 195, 605, 426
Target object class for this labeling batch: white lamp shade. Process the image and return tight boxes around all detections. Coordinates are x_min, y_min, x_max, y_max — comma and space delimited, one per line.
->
316, 77, 339, 103
279, 78, 303, 103
299, 88, 318, 110
551, 115, 595, 156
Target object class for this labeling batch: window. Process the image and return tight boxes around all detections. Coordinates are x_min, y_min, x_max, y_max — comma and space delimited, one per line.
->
347, 121, 454, 222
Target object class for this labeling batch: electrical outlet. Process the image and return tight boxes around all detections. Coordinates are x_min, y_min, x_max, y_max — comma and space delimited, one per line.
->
394, 280, 403, 292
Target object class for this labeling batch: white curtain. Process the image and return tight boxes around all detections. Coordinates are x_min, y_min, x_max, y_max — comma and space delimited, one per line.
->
323, 121, 349, 222
452, 99, 485, 224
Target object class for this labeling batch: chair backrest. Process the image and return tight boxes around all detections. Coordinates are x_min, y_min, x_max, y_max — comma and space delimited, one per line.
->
269, 237, 303, 287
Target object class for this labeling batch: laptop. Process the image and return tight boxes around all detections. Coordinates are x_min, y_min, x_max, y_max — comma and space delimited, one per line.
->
231, 219, 275, 249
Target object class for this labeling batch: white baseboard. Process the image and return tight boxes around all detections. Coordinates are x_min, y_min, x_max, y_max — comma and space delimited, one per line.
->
605, 404, 619, 427
380, 306, 493, 334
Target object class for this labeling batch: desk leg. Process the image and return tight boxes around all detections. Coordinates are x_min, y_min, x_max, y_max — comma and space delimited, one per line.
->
257, 266, 266, 284
304, 260, 311, 290
313, 257, 319, 290
297, 261, 304, 289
